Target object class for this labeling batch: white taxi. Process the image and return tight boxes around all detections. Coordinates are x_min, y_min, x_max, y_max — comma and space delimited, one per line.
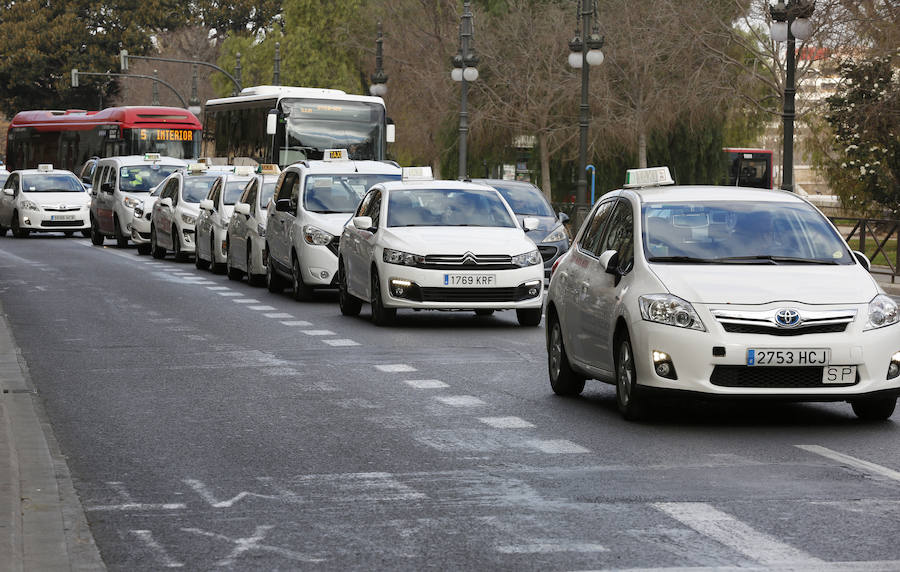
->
225, 167, 280, 285
150, 164, 233, 261
195, 167, 254, 273
0, 165, 91, 237
545, 167, 900, 421
338, 168, 545, 326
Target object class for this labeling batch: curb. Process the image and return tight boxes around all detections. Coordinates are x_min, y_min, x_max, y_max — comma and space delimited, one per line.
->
0, 304, 105, 571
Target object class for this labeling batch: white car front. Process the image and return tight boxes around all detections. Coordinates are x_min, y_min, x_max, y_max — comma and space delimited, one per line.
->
0, 167, 91, 236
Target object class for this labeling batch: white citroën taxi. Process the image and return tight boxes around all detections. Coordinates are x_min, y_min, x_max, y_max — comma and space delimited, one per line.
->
545, 167, 900, 421
338, 168, 545, 326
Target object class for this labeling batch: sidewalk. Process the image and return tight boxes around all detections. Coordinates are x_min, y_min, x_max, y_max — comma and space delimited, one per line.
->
873, 271, 900, 297
0, 302, 104, 571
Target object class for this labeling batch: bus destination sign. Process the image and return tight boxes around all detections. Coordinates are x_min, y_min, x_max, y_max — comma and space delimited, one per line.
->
140, 128, 195, 142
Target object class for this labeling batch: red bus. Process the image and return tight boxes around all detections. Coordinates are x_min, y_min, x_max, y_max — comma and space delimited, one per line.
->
5, 106, 202, 173
723, 148, 774, 189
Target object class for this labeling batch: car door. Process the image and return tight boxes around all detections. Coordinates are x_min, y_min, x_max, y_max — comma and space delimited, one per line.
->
268, 170, 300, 272
0, 173, 18, 225
199, 179, 220, 257
357, 189, 383, 298
343, 189, 375, 297
156, 178, 178, 248
230, 181, 254, 265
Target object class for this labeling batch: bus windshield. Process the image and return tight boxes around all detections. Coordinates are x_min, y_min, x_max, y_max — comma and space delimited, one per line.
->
119, 165, 182, 192
280, 99, 384, 164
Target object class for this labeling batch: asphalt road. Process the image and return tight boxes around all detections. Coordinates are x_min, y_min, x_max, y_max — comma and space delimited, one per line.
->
2, 235, 900, 571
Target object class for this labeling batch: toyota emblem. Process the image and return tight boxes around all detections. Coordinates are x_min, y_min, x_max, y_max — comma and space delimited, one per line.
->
774, 308, 801, 328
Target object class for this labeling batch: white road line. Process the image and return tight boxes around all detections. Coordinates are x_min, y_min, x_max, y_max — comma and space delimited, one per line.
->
435, 395, 486, 407
584, 563, 900, 572
796, 445, 900, 482
652, 502, 822, 566
527, 439, 590, 454
218, 292, 242, 297
322, 339, 360, 347
185, 280, 215, 285
207, 286, 230, 290
263, 313, 293, 319
478, 416, 535, 429
248, 305, 276, 311
131, 530, 184, 568
403, 379, 449, 389
233, 299, 260, 304
281, 320, 313, 327
496, 543, 607, 554
86, 501, 186, 511
302, 330, 335, 336
375, 364, 417, 373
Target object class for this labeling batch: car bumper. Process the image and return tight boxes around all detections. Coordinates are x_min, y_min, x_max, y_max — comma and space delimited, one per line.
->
299, 241, 339, 287
20, 210, 89, 231
131, 216, 152, 244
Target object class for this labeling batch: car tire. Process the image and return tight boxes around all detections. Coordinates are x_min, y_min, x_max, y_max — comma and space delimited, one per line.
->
475, 309, 494, 317
247, 247, 265, 286
266, 248, 284, 293
338, 258, 362, 317
516, 307, 542, 327
90, 218, 104, 245
195, 247, 210, 269
11, 212, 28, 238
226, 250, 243, 281
547, 313, 585, 396
150, 226, 165, 259
370, 268, 396, 326
81, 229, 91, 238
615, 331, 647, 421
0, 224, 7, 237
137, 243, 151, 255
851, 396, 897, 421
211, 236, 226, 274
173, 227, 188, 262
114, 216, 128, 248
291, 255, 314, 301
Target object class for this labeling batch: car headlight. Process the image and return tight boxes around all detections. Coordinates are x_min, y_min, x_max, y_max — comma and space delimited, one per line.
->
541, 225, 567, 244
511, 249, 542, 267
181, 213, 196, 225
134, 206, 144, 218
257, 223, 266, 238
123, 196, 141, 208
20, 200, 40, 211
865, 294, 899, 330
383, 248, 424, 266
303, 225, 334, 246
639, 294, 706, 331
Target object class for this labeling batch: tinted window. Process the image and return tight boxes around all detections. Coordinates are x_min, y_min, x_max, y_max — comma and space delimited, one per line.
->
21, 173, 84, 192
182, 176, 217, 203
119, 165, 182, 192
304, 174, 399, 213
599, 200, 634, 270
386, 189, 516, 228
579, 200, 615, 254
486, 182, 554, 217
224, 180, 249, 205
259, 182, 276, 209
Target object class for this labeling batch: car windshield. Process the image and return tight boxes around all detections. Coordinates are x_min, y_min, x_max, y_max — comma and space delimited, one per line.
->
387, 188, 516, 228
260, 182, 276, 208
304, 174, 400, 213
21, 173, 84, 192
182, 176, 217, 203
118, 165, 181, 192
485, 182, 554, 217
642, 200, 854, 264
224, 180, 250, 205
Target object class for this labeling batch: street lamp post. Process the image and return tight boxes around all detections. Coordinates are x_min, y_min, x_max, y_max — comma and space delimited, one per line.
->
451, 2, 478, 180
188, 65, 202, 118
369, 22, 388, 97
71, 69, 188, 108
567, 0, 604, 205
769, 0, 814, 193
274, 43, 281, 86
120, 50, 242, 95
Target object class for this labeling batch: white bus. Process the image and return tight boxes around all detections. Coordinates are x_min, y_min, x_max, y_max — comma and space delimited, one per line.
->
202, 86, 395, 167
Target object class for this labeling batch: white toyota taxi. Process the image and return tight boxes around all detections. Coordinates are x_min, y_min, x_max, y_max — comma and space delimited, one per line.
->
545, 167, 900, 421
0, 165, 91, 237
225, 167, 280, 285
195, 167, 254, 272
338, 168, 545, 326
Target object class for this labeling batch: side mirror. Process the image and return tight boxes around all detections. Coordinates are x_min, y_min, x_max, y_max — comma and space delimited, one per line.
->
200, 199, 214, 212
234, 202, 251, 216
386, 124, 396, 144
598, 249, 621, 276
352, 216, 374, 231
274, 198, 293, 213
266, 109, 278, 136
159, 197, 173, 208
522, 217, 540, 232
101, 182, 114, 194
2, 189, 13, 196
558, 212, 570, 224
853, 250, 871, 271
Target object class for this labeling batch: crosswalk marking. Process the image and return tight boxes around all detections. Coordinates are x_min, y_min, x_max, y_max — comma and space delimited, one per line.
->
796, 445, 900, 482
478, 416, 534, 429
403, 379, 448, 389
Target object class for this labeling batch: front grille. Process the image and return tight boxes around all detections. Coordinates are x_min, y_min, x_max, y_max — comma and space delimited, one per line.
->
41, 219, 84, 227
417, 285, 538, 303
710, 365, 858, 388
43, 207, 81, 212
326, 236, 340, 257
538, 245, 558, 262
138, 232, 150, 239
721, 323, 848, 335
421, 253, 516, 271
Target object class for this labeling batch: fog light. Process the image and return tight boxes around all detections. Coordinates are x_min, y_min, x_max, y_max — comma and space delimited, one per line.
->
652, 350, 677, 380
320, 271, 329, 279
888, 351, 900, 380
23, 217, 31, 225
391, 279, 412, 297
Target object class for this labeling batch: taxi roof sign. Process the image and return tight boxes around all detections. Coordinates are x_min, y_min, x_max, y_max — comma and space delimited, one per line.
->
143, 153, 162, 162
257, 164, 281, 175
623, 166, 674, 189
187, 163, 208, 173
324, 149, 349, 161
401, 166, 433, 181
37, 164, 53, 172
234, 166, 255, 176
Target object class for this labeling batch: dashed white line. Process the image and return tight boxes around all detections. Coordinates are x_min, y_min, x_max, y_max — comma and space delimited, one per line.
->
435, 395, 486, 407
207, 286, 230, 291
496, 543, 607, 554
281, 320, 313, 327
526, 439, 590, 454
302, 330, 335, 336
218, 292, 242, 297
376, 364, 417, 373
233, 299, 260, 304
322, 339, 360, 347
478, 416, 534, 429
263, 313, 293, 319
403, 379, 449, 389
796, 445, 900, 482
248, 305, 277, 311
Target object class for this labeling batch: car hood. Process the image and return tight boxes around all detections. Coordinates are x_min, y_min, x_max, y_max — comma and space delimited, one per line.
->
650, 264, 880, 305
382, 226, 534, 256
308, 212, 353, 237
23, 192, 91, 206
515, 215, 561, 241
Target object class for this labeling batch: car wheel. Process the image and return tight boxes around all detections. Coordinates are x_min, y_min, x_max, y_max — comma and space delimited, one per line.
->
150, 226, 165, 259
11, 212, 28, 238
851, 396, 897, 421
475, 309, 494, 317
90, 217, 104, 245
114, 216, 128, 248
266, 248, 284, 293
81, 229, 91, 238
247, 246, 265, 286
516, 307, 542, 327
0, 225, 6, 237
338, 258, 362, 317
195, 240, 210, 269
291, 255, 314, 301
615, 331, 646, 421
137, 243, 151, 255
173, 226, 188, 262
226, 249, 243, 281
211, 236, 226, 274
370, 268, 396, 326
547, 313, 585, 396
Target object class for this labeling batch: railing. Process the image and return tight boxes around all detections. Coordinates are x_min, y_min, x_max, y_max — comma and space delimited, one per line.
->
830, 216, 900, 283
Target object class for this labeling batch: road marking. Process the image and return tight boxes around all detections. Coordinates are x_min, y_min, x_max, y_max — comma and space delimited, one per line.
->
587, 563, 900, 571
526, 439, 589, 454
435, 395, 486, 407
281, 320, 313, 327
248, 305, 276, 311
403, 379, 449, 389
185, 280, 215, 285
322, 339, 360, 346
183, 479, 280, 508
796, 445, 900, 482
302, 330, 335, 336
496, 543, 607, 554
376, 364, 417, 372
263, 313, 293, 319
652, 502, 822, 566
131, 530, 184, 568
233, 299, 260, 304
85, 482, 185, 512
218, 292, 242, 297
478, 416, 534, 429
182, 525, 325, 565
207, 286, 230, 290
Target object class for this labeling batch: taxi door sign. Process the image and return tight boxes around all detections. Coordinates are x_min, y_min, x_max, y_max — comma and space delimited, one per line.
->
140, 129, 195, 142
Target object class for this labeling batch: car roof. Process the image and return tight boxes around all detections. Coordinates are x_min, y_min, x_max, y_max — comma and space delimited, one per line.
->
614, 185, 810, 205
378, 179, 500, 193
289, 160, 401, 176
98, 155, 188, 167
13, 169, 78, 176
472, 178, 541, 191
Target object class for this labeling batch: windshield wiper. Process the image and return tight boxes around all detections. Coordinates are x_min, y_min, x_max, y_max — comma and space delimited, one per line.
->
648, 256, 718, 263
717, 255, 838, 265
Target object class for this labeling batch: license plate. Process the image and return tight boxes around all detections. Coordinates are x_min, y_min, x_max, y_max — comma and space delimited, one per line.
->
746, 348, 830, 366
823, 365, 856, 384
50, 215, 75, 221
443, 273, 496, 287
